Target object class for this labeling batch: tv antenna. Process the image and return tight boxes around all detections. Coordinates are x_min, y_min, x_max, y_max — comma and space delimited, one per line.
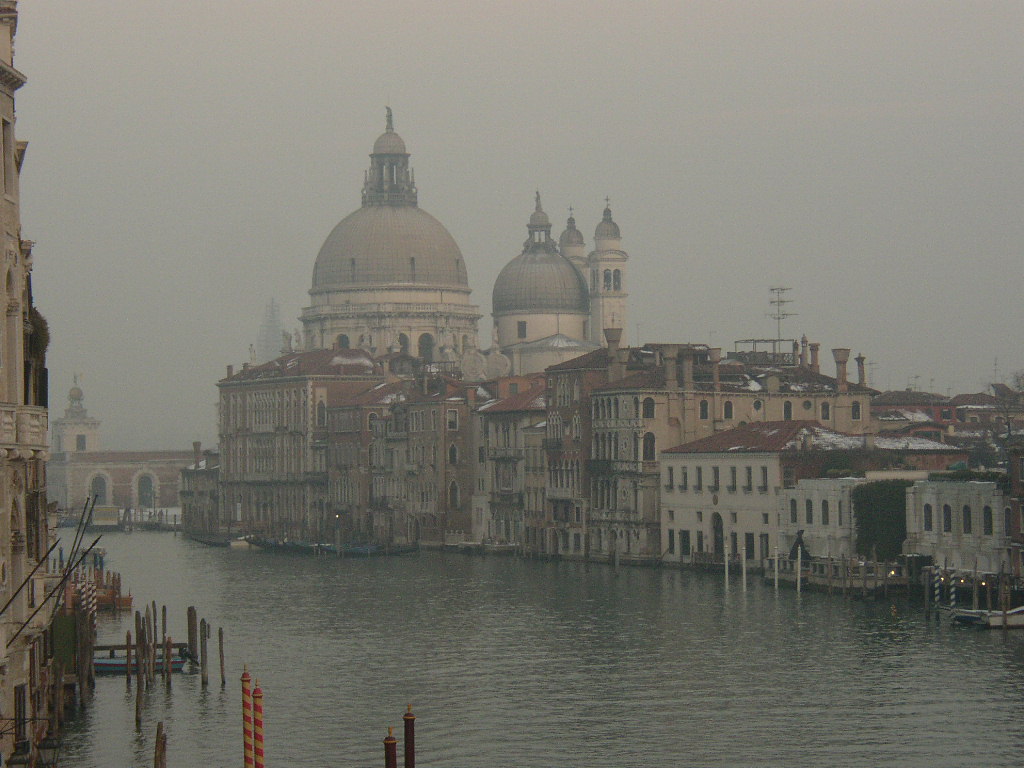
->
767, 287, 796, 355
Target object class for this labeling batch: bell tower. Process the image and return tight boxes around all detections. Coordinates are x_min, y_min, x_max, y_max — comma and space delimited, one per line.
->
586, 201, 629, 345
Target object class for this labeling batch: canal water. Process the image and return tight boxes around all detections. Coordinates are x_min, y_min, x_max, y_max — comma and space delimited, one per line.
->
61, 532, 1024, 767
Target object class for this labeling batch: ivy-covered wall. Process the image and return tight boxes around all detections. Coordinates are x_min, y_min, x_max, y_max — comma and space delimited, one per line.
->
853, 480, 914, 560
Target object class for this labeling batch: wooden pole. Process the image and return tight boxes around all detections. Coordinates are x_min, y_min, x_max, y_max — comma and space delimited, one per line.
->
242, 667, 254, 768
187, 606, 198, 662
923, 568, 930, 618
161, 604, 167, 643
154, 721, 164, 768
796, 545, 801, 594
126, 630, 133, 687
972, 559, 979, 609
164, 637, 172, 690
252, 680, 265, 768
219, 627, 226, 688
773, 548, 779, 591
724, 545, 729, 591
200, 618, 209, 688
741, 547, 747, 592
403, 705, 415, 768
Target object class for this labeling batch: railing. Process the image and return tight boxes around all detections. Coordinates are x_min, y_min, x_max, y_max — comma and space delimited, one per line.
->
545, 487, 574, 500
541, 437, 563, 451
490, 491, 523, 506
487, 447, 524, 461
586, 459, 613, 473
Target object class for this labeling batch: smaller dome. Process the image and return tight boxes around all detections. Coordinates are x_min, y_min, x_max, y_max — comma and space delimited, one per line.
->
69, 386, 83, 401
528, 191, 549, 228
493, 249, 589, 314
595, 204, 621, 240
373, 130, 407, 155
559, 212, 585, 249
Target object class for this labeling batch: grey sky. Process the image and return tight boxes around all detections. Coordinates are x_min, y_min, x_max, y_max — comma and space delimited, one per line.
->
14, 1, 1023, 450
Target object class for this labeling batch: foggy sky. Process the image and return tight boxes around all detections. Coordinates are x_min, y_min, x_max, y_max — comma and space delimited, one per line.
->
13, 1, 1023, 450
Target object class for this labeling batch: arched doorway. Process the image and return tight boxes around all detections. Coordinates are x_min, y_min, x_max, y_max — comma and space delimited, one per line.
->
336, 334, 350, 349
90, 475, 107, 505
137, 474, 156, 509
418, 333, 434, 362
711, 512, 724, 560
398, 333, 410, 355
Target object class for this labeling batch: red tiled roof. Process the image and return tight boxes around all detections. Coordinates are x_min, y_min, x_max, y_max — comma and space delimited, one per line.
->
545, 348, 611, 372
663, 421, 815, 453
220, 348, 379, 383
478, 383, 547, 413
948, 392, 998, 406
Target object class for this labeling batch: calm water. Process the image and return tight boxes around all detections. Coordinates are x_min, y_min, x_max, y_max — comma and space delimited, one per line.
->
59, 532, 1024, 768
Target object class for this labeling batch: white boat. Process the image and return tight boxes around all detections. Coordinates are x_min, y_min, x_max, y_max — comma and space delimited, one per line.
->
952, 605, 1024, 628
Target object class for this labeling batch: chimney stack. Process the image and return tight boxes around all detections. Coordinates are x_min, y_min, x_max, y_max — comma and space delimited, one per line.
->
808, 343, 820, 373
855, 354, 866, 387
605, 328, 626, 381
800, 335, 808, 367
709, 348, 722, 392
663, 345, 679, 389
226, 364, 234, 378
192, 441, 201, 468
832, 348, 851, 393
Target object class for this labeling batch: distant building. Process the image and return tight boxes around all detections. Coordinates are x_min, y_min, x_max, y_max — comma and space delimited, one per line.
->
47, 384, 191, 512
179, 442, 221, 538
904, 480, 1010, 572
254, 298, 284, 364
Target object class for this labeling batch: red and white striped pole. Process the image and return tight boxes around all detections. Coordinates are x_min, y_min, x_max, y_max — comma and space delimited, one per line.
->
242, 666, 254, 768
253, 680, 265, 768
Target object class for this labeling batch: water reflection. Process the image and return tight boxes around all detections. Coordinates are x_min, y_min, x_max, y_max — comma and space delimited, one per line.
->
59, 532, 1024, 768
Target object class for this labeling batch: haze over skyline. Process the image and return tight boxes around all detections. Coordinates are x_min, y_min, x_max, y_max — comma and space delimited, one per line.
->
14, 1, 1023, 450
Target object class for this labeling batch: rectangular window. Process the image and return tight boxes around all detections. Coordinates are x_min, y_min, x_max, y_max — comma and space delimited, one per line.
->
667, 529, 675, 554
759, 466, 769, 492
1, 120, 11, 195
728, 466, 737, 492
679, 529, 691, 556
573, 533, 581, 552
730, 531, 738, 556
696, 530, 704, 552
744, 466, 753, 492
762, 513, 769, 525
963, 507, 972, 535
710, 466, 720, 491
76, 434, 87, 451
665, 466, 674, 489
679, 468, 688, 491
446, 409, 459, 430
695, 467, 703, 491
943, 506, 952, 533
745, 532, 755, 560
517, 320, 527, 339
759, 533, 770, 560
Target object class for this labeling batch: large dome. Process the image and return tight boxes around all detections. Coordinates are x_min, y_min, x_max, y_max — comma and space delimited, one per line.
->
493, 249, 588, 314
312, 204, 469, 289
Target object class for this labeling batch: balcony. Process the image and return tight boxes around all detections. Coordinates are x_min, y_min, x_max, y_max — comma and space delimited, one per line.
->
742, 485, 753, 494
487, 447, 524, 461
757, 485, 769, 494
586, 459, 613, 474
490, 490, 523, 507
0, 405, 47, 452
707, 484, 720, 493
546, 487, 574, 500
541, 437, 563, 451
726, 485, 737, 493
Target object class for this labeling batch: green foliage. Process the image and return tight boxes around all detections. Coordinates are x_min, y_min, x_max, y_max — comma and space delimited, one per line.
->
852, 480, 913, 560
928, 470, 1010, 491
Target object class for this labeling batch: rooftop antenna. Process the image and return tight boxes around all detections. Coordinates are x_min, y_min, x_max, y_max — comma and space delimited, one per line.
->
767, 287, 796, 356
908, 374, 920, 391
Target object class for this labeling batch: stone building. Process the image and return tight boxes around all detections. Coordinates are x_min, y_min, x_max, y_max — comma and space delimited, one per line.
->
491, 195, 628, 375
217, 347, 383, 541
471, 375, 546, 545
0, 4, 62, 758
47, 384, 191, 513
904, 480, 1011, 572
300, 110, 481, 362
179, 443, 221, 539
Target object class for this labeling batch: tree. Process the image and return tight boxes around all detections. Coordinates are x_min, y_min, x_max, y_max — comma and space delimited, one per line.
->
852, 480, 913, 561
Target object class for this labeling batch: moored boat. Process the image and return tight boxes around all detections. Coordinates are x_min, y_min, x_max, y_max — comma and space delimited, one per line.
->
952, 605, 1024, 628
94, 655, 187, 675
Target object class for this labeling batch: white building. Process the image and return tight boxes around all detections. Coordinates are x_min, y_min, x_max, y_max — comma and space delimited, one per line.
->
904, 480, 1011, 572
779, 478, 864, 561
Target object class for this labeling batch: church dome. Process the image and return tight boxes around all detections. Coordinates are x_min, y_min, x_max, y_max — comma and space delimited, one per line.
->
595, 204, 621, 240
372, 129, 407, 155
493, 196, 588, 314
312, 205, 468, 289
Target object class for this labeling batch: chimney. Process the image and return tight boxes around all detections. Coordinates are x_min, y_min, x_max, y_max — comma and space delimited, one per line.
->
605, 328, 626, 381
800, 335, 808, 367
192, 441, 201, 468
809, 343, 820, 373
855, 354, 866, 387
832, 348, 851, 393
681, 350, 694, 391
709, 348, 722, 392
226, 364, 234, 378
663, 345, 679, 389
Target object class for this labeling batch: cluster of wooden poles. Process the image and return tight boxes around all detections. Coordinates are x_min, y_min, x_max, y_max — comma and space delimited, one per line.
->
124, 603, 226, 731
924, 565, 1014, 622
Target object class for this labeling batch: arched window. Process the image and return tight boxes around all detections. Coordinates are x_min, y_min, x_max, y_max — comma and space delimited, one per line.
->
336, 334, 350, 349
783, 401, 793, 420
723, 401, 733, 420
851, 401, 862, 420
923, 503, 933, 531
603, 270, 612, 290
821, 402, 830, 420
642, 433, 656, 461
418, 333, 435, 362
448, 482, 460, 508
821, 500, 830, 525
789, 498, 797, 523
316, 401, 327, 427
633, 397, 640, 417
962, 505, 972, 534
805, 499, 813, 524
983, 505, 993, 535
612, 269, 621, 291
942, 504, 952, 532
642, 398, 655, 419
90, 475, 108, 506
613, 399, 619, 418
1005, 507, 1013, 536
699, 400, 709, 420
398, 333, 410, 354
448, 444, 458, 465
